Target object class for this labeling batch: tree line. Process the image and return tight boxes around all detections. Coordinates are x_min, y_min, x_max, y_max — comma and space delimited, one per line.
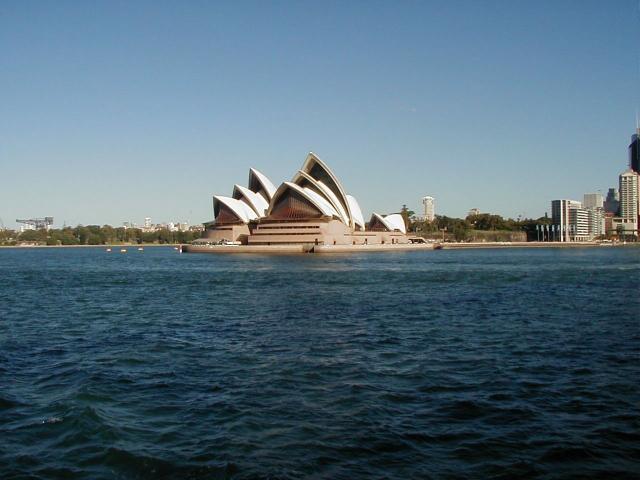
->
398, 205, 550, 241
0, 225, 202, 246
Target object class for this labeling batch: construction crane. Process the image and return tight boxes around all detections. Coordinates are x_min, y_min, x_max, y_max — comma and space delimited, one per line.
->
16, 217, 54, 230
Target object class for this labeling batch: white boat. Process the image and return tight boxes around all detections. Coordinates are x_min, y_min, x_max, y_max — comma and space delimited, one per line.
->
120, 248, 127, 253
220, 240, 241, 246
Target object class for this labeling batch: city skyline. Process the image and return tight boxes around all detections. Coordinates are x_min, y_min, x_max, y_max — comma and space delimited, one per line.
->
1, 1, 639, 228
4, 120, 639, 231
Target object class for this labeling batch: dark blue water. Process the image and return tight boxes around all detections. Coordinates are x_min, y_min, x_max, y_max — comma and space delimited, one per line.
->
1, 247, 639, 479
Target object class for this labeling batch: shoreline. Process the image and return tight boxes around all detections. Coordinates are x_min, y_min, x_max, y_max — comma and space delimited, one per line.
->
438, 241, 629, 249
0, 244, 180, 249
180, 241, 635, 254
1, 241, 635, 252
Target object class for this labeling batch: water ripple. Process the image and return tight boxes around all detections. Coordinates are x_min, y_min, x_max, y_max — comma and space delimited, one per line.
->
0, 247, 639, 478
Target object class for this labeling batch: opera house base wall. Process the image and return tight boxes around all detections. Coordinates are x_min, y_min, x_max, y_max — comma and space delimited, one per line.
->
181, 242, 433, 254
203, 225, 251, 244
247, 219, 408, 246
312, 243, 433, 253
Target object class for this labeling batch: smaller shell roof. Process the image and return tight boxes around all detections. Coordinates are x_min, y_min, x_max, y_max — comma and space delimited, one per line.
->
249, 168, 277, 201
346, 195, 365, 230
232, 184, 269, 217
214, 195, 259, 224
383, 214, 406, 234
370, 213, 407, 234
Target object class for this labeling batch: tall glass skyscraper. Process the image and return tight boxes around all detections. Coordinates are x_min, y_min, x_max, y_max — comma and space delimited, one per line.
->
630, 128, 640, 173
604, 188, 619, 214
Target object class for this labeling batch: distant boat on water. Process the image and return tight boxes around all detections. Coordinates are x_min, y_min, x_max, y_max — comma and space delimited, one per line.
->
120, 248, 127, 253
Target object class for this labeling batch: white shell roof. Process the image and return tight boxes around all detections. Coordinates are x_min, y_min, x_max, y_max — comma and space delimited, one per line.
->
233, 184, 269, 217
382, 213, 407, 233
292, 170, 350, 225
298, 185, 340, 218
300, 152, 354, 228
208, 153, 404, 234
268, 182, 340, 219
249, 168, 277, 201
213, 195, 259, 223
346, 195, 365, 230
371, 212, 407, 234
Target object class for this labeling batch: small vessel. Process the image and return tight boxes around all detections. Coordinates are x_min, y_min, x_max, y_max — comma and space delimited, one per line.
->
106, 248, 112, 252
219, 240, 241, 246
120, 248, 127, 253
138, 247, 144, 251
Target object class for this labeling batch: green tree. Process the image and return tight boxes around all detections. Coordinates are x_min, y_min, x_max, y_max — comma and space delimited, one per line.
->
18, 229, 48, 243
399, 205, 416, 232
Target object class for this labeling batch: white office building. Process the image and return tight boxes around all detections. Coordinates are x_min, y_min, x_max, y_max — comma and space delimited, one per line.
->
422, 196, 435, 222
551, 199, 589, 242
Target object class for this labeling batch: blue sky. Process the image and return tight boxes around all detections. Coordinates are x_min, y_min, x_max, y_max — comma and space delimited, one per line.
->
1, 0, 639, 228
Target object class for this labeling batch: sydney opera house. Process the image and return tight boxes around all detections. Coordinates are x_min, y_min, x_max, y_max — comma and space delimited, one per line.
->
191, 153, 409, 249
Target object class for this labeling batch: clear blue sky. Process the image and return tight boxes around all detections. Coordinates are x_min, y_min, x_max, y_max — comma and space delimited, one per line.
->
1, 0, 639, 228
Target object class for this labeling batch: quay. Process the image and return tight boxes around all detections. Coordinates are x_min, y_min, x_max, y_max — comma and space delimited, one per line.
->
180, 241, 626, 254
181, 243, 435, 254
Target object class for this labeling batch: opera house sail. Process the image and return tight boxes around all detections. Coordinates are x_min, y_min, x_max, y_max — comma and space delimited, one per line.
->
194, 153, 408, 248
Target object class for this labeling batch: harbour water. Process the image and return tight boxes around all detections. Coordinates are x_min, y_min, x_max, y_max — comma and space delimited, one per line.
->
1, 247, 639, 479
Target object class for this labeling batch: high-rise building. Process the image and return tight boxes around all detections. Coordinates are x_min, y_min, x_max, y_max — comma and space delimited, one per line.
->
582, 193, 605, 239
618, 170, 639, 236
629, 126, 640, 173
586, 207, 605, 238
583, 193, 603, 209
604, 188, 620, 214
552, 199, 587, 242
422, 196, 435, 222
